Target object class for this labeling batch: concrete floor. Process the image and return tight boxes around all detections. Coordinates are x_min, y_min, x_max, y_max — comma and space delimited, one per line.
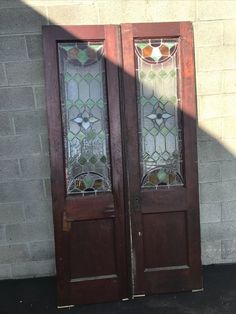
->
0, 264, 235, 314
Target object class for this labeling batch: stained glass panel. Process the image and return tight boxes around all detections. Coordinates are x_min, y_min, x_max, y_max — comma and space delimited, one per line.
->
58, 42, 112, 195
135, 39, 184, 188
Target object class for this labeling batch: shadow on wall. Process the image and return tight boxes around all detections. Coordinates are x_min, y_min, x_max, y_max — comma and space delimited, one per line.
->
0, 0, 235, 282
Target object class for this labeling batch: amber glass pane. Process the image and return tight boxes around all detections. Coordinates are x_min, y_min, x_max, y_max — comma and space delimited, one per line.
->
58, 42, 112, 195
135, 39, 183, 188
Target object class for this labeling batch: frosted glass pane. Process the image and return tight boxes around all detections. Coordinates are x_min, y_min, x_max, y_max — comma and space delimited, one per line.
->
135, 39, 184, 188
58, 42, 112, 195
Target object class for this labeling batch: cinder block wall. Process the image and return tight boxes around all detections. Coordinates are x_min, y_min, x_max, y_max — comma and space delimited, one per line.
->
0, 0, 235, 279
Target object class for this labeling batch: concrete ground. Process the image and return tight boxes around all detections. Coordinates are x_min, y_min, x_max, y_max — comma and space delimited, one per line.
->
0, 264, 235, 314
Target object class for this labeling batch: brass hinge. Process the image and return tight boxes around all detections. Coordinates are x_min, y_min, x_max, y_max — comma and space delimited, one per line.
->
62, 213, 71, 232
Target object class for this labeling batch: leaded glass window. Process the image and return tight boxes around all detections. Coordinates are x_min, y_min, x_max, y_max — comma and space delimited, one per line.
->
58, 42, 112, 195
135, 39, 184, 188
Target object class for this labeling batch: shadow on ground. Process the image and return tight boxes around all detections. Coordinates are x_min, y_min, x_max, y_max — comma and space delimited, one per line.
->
0, 265, 236, 314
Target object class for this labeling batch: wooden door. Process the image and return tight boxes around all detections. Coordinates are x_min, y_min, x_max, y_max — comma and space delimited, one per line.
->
43, 22, 202, 307
43, 25, 128, 306
121, 22, 202, 295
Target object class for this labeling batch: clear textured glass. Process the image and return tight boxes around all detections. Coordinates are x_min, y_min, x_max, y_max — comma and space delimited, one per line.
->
135, 39, 184, 188
58, 42, 112, 195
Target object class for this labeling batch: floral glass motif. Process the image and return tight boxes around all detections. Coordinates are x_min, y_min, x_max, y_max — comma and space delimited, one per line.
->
135, 39, 184, 188
58, 42, 112, 195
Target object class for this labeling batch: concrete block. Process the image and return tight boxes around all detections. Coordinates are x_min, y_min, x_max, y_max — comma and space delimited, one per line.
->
40, 133, 49, 153
197, 46, 236, 71
20, 155, 50, 179
198, 119, 222, 140
221, 180, 236, 201
222, 201, 236, 221
24, 200, 52, 223
48, 4, 99, 25
98, 2, 147, 24
197, 0, 236, 20
220, 94, 236, 117
44, 179, 52, 200
201, 222, 222, 242
29, 240, 55, 261
222, 117, 236, 139
0, 7, 47, 35
0, 87, 34, 111
0, 264, 11, 280
196, 71, 222, 96
198, 141, 226, 163
5, 60, 44, 86
0, 180, 45, 203
201, 241, 221, 265
6, 221, 52, 243
198, 95, 222, 120
34, 86, 46, 108
0, 64, 7, 86
0, 36, 27, 62
11, 259, 55, 278
0, 0, 25, 8
98, 0, 195, 24
197, 126, 213, 142
25, 35, 43, 59
224, 20, 236, 45
0, 113, 13, 136
0, 203, 25, 224
220, 139, 236, 158
221, 221, 236, 240
222, 71, 236, 94
221, 160, 236, 181
0, 244, 30, 263
199, 162, 221, 184
200, 203, 221, 223
194, 22, 223, 47
222, 239, 236, 259
200, 182, 222, 203
0, 135, 41, 158
0, 225, 6, 244
13, 110, 47, 134
0, 159, 20, 181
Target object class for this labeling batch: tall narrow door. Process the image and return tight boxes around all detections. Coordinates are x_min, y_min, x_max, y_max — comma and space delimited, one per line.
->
43, 22, 202, 307
121, 22, 202, 295
43, 25, 128, 306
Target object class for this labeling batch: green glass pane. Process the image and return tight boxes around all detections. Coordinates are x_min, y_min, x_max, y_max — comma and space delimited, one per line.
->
84, 73, 94, 83
78, 156, 87, 165
158, 70, 168, 79
100, 156, 107, 163
78, 50, 89, 65
74, 73, 82, 82
64, 72, 72, 82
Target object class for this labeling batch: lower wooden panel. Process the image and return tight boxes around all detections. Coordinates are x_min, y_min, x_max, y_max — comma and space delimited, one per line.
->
69, 219, 116, 280
66, 278, 119, 305
143, 211, 188, 269
145, 268, 201, 294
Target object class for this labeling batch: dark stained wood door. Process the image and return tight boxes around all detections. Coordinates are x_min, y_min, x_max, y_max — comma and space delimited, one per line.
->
43, 25, 128, 306
43, 22, 202, 307
121, 22, 202, 295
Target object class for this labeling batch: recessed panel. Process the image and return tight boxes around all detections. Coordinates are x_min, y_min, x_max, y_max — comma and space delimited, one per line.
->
143, 211, 188, 270
70, 219, 116, 280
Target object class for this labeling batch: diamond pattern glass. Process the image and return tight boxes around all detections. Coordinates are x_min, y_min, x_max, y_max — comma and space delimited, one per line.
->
58, 42, 112, 195
135, 39, 184, 188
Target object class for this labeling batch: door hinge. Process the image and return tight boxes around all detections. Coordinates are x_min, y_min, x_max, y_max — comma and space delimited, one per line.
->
62, 214, 71, 232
